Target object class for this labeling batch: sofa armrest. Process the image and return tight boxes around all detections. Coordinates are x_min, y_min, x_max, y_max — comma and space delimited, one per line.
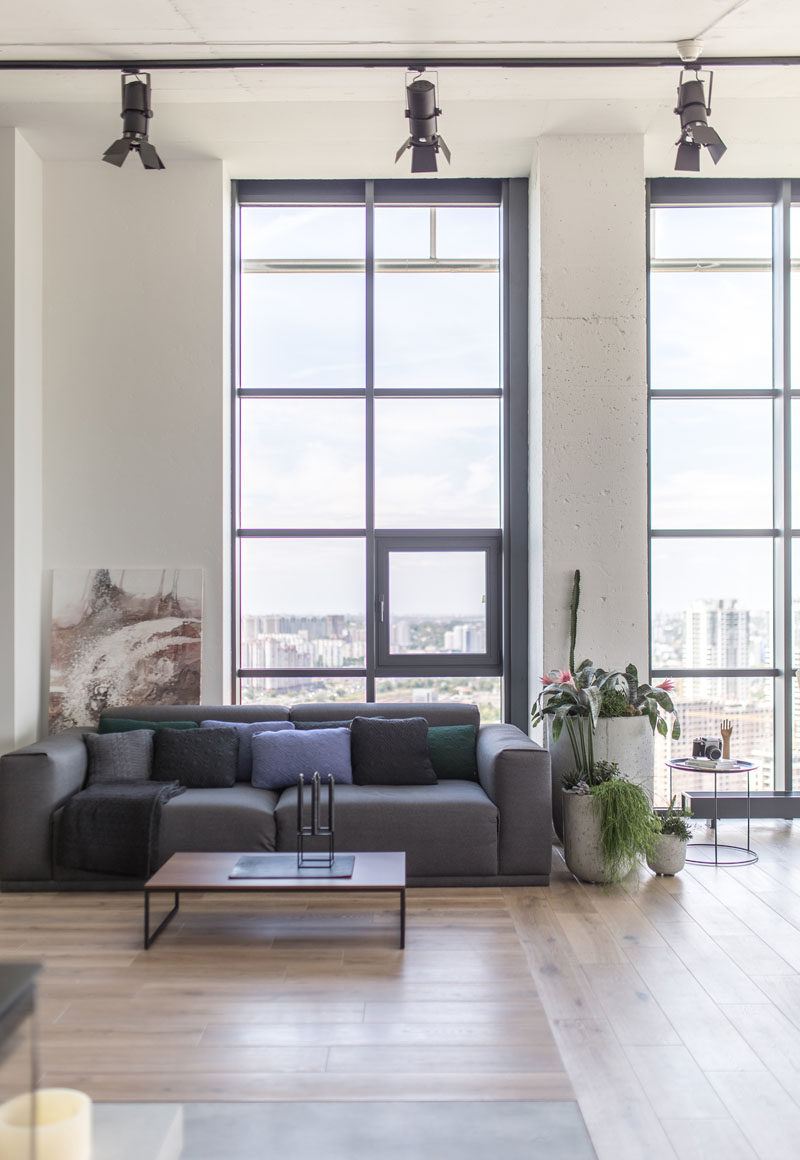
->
0, 733, 88, 881
476, 723, 552, 877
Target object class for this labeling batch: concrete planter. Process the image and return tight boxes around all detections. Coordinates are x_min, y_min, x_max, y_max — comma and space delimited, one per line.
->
647, 833, 687, 876
549, 715, 655, 840
561, 790, 634, 885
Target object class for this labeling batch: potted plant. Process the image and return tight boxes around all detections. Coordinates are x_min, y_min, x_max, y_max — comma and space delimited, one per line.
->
561, 761, 657, 885
532, 570, 681, 836
647, 797, 693, 876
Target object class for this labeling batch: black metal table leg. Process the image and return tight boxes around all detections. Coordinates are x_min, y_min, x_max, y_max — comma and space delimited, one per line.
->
144, 890, 180, 949
400, 888, 406, 949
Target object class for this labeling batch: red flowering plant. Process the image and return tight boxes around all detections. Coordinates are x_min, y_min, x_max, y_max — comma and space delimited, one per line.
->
531, 661, 681, 782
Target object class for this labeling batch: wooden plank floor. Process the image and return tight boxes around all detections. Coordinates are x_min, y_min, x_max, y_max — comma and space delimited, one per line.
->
506, 820, 800, 1160
0, 886, 571, 1105
4, 820, 800, 1159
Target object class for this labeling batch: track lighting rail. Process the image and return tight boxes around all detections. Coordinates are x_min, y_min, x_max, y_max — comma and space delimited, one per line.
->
0, 54, 799, 71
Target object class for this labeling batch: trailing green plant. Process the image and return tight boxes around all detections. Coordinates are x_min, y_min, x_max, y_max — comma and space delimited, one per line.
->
653, 796, 693, 843
591, 777, 658, 884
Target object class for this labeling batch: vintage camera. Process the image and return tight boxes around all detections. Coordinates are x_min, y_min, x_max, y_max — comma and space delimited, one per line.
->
692, 736, 722, 760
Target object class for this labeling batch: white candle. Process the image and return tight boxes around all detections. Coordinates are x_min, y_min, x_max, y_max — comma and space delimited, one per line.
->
0, 1088, 92, 1160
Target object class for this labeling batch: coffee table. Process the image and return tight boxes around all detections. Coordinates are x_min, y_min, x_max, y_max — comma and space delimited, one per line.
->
143, 851, 406, 950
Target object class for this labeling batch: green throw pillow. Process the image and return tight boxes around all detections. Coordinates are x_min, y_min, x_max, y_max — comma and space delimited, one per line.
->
98, 717, 199, 734
427, 724, 478, 780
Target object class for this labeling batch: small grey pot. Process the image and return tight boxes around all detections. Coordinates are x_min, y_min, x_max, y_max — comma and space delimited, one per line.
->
647, 833, 688, 876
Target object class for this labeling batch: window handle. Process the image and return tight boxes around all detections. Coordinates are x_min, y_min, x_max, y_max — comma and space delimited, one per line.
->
379, 596, 385, 622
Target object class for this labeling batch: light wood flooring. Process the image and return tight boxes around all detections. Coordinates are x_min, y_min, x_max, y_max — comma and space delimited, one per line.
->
4, 821, 800, 1159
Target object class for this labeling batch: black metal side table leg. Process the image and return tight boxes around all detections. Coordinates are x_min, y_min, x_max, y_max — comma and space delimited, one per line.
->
144, 890, 180, 949
400, 888, 406, 949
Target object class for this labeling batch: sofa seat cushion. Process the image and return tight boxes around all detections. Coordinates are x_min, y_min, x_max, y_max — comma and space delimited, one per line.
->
157, 784, 279, 864
274, 781, 498, 879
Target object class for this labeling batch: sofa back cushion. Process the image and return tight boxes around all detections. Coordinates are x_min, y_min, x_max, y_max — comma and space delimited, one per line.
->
350, 717, 437, 786
152, 727, 239, 788
85, 729, 154, 785
289, 702, 480, 729
251, 727, 353, 791
201, 719, 295, 781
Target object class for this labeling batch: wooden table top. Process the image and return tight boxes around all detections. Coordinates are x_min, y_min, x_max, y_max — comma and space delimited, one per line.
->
145, 851, 406, 892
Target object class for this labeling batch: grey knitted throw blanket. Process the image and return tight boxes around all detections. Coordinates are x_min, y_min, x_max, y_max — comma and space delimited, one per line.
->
57, 781, 185, 878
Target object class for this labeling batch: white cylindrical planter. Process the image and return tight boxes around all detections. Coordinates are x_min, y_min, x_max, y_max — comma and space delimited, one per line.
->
647, 833, 687, 876
0, 1088, 92, 1160
549, 715, 655, 839
562, 790, 633, 885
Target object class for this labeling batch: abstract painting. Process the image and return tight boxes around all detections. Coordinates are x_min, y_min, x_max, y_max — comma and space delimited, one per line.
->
49, 568, 202, 731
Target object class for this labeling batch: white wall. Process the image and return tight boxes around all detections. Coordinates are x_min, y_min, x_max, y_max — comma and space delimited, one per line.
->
531, 136, 649, 683
2, 140, 650, 741
43, 161, 229, 708
0, 129, 43, 754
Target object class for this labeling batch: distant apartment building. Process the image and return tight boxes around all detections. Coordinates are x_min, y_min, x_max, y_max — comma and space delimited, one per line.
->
684, 598, 750, 701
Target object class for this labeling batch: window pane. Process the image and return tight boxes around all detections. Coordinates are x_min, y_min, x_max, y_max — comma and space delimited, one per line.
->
653, 675, 774, 807
649, 271, 772, 390
240, 676, 366, 705
651, 539, 773, 669
650, 399, 773, 529
387, 551, 487, 656
374, 207, 430, 259
791, 205, 800, 393
376, 676, 502, 721
241, 206, 365, 260
435, 207, 500, 259
240, 273, 365, 389
791, 540, 800, 667
240, 399, 365, 529
240, 539, 365, 669
375, 398, 500, 528
651, 206, 772, 261
375, 272, 500, 389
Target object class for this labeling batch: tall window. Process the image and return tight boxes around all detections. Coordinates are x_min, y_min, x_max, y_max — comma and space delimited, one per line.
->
233, 180, 528, 724
648, 179, 800, 804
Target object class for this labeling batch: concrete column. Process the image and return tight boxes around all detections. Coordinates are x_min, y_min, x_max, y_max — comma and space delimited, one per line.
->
530, 136, 649, 690
0, 129, 43, 753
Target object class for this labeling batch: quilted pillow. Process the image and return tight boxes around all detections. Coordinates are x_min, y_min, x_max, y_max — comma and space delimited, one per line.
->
85, 729, 154, 785
251, 727, 352, 791
152, 727, 239, 788
201, 719, 295, 781
98, 717, 198, 734
350, 716, 437, 786
427, 724, 478, 780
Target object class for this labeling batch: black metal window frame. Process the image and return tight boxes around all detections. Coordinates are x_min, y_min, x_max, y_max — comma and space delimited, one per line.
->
231, 178, 529, 727
648, 177, 800, 789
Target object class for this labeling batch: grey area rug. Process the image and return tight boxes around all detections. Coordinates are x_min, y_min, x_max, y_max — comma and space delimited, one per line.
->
176, 1101, 597, 1160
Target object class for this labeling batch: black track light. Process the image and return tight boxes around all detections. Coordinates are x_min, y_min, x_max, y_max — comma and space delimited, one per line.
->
395, 71, 450, 174
674, 68, 726, 172
103, 72, 165, 170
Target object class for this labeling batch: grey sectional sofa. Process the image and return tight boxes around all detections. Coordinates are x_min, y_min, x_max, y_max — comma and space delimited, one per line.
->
0, 702, 552, 889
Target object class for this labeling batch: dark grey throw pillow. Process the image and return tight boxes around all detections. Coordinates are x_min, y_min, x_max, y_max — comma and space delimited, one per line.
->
350, 716, 438, 786
85, 729, 154, 785
152, 727, 239, 788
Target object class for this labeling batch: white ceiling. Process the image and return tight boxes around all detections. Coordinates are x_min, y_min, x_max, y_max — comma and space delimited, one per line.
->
0, 0, 799, 176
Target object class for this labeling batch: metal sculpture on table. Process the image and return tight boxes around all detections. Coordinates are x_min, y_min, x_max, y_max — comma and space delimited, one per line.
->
297, 771, 335, 870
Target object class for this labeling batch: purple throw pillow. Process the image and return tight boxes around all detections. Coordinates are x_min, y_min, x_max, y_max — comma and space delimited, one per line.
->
251, 727, 352, 791
201, 719, 295, 781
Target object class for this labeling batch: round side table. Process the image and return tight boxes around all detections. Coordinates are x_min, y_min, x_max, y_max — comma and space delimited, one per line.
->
666, 758, 758, 866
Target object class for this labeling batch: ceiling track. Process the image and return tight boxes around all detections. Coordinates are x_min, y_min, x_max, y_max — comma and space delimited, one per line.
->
0, 54, 798, 71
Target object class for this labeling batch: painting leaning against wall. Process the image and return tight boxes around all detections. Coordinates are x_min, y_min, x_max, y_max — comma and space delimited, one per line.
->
49, 568, 203, 731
